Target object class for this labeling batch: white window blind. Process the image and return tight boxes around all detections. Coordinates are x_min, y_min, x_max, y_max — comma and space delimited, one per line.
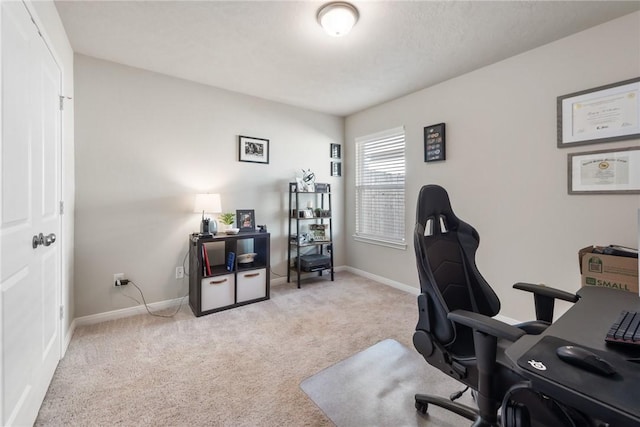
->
355, 126, 406, 249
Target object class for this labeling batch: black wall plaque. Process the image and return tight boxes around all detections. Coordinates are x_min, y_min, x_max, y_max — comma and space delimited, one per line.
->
424, 123, 446, 162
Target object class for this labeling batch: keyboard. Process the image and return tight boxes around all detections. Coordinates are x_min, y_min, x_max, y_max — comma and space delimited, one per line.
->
606, 310, 640, 345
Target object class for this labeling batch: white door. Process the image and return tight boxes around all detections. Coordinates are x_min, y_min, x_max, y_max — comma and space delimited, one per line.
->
1, 1, 62, 425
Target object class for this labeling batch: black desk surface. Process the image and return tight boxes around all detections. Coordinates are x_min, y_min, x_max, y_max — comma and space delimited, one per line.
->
505, 286, 640, 425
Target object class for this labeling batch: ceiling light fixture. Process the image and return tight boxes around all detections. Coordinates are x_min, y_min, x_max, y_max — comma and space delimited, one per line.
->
317, 2, 359, 37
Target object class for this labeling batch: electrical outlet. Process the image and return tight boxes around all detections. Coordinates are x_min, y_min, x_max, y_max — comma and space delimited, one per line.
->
175, 266, 184, 279
113, 273, 125, 287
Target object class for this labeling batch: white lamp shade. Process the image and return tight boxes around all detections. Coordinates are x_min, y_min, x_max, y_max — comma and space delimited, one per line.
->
318, 2, 359, 37
194, 193, 222, 214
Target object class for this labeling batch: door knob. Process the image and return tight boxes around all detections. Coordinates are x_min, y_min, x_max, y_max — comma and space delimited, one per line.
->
43, 233, 56, 246
32, 233, 44, 249
32, 232, 56, 249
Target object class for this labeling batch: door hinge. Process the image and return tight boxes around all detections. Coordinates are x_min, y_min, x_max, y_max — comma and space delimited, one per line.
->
59, 95, 72, 111
59, 305, 64, 320
59, 201, 64, 215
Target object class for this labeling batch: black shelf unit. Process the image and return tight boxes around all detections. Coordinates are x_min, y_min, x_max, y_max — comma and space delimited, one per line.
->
189, 231, 270, 317
287, 182, 334, 288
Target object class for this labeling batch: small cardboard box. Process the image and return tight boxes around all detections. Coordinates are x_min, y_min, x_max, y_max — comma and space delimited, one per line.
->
579, 246, 639, 294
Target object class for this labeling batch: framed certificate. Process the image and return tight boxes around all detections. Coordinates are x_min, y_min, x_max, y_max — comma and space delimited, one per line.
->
568, 146, 640, 194
557, 77, 640, 147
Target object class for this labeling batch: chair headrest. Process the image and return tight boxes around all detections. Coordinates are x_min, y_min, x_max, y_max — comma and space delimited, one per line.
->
416, 185, 459, 236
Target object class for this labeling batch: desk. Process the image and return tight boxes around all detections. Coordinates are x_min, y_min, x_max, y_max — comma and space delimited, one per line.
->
506, 286, 640, 425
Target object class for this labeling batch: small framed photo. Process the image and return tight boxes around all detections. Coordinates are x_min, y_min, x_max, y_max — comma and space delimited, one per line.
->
303, 209, 314, 218
331, 161, 342, 177
239, 135, 269, 164
330, 143, 341, 159
309, 224, 329, 241
236, 209, 256, 232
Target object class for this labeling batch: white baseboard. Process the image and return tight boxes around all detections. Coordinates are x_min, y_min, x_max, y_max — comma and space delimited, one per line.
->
62, 319, 77, 356
70, 266, 521, 329
72, 267, 346, 327
343, 266, 522, 325
493, 313, 519, 325
74, 296, 187, 327
269, 265, 348, 287
343, 266, 420, 295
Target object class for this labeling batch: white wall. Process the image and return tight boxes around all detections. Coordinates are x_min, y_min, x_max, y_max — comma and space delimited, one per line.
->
345, 12, 640, 321
74, 55, 344, 317
26, 0, 75, 349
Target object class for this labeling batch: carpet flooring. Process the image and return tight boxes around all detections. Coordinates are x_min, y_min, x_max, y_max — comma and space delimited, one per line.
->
36, 272, 473, 426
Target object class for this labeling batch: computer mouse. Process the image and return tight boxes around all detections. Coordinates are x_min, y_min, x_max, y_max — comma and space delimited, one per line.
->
556, 345, 617, 376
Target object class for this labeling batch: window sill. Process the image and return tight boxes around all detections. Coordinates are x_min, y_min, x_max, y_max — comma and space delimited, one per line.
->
352, 235, 407, 251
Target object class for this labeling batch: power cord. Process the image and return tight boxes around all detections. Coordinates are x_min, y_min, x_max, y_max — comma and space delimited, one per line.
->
182, 248, 190, 277
270, 267, 287, 278
121, 279, 188, 318
450, 386, 469, 402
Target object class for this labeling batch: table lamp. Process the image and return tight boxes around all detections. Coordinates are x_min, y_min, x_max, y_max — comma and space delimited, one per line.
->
194, 193, 222, 236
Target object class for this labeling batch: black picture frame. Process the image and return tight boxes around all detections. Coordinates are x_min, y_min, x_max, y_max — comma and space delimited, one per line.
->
330, 143, 341, 159
239, 135, 269, 164
424, 123, 446, 162
236, 209, 256, 232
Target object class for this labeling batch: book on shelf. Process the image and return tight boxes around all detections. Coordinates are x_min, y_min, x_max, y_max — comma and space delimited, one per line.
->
202, 244, 212, 276
226, 252, 235, 271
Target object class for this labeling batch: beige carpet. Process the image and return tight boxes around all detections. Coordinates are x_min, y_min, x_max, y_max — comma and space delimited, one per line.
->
36, 272, 472, 426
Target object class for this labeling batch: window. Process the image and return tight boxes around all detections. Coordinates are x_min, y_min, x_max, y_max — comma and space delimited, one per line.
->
354, 126, 406, 249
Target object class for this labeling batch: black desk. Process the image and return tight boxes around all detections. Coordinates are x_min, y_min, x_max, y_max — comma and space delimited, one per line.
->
506, 286, 640, 425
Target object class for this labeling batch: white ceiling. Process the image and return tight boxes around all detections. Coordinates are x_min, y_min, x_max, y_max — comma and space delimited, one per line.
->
54, 1, 640, 117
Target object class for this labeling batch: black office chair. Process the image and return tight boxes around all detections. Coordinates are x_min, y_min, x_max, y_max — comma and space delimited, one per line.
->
412, 185, 581, 427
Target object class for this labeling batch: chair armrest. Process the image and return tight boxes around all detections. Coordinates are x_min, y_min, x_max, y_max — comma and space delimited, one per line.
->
513, 282, 578, 303
513, 282, 579, 323
448, 309, 525, 421
448, 309, 526, 342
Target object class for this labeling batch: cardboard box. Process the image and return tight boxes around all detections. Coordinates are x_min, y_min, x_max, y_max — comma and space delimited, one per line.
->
579, 246, 639, 294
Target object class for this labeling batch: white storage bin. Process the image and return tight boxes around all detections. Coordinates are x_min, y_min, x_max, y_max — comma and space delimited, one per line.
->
201, 274, 235, 311
237, 268, 266, 303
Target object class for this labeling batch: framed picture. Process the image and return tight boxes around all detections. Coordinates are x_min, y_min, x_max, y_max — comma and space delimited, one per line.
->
424, 123, 446, 162
331, 161, 342, 177
236, 209, 256, 232
239, 135, 269, 164
568, 146, 640, 194
557, 77, 640, 147
330, 143, 341, 159
309, 224, 329, 241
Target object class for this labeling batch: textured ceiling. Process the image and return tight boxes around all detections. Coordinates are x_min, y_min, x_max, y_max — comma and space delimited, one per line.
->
54, 1, 640, 117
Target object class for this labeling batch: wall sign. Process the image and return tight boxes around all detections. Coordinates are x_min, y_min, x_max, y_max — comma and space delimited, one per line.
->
424, 123, 446, 162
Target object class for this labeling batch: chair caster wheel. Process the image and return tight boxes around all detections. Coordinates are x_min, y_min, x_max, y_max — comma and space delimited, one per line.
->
415, 401, 428, 414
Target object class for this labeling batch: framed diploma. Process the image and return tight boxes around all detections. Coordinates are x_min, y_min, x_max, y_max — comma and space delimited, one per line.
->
568, 146, 640, 194
557, 77, 640, 147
